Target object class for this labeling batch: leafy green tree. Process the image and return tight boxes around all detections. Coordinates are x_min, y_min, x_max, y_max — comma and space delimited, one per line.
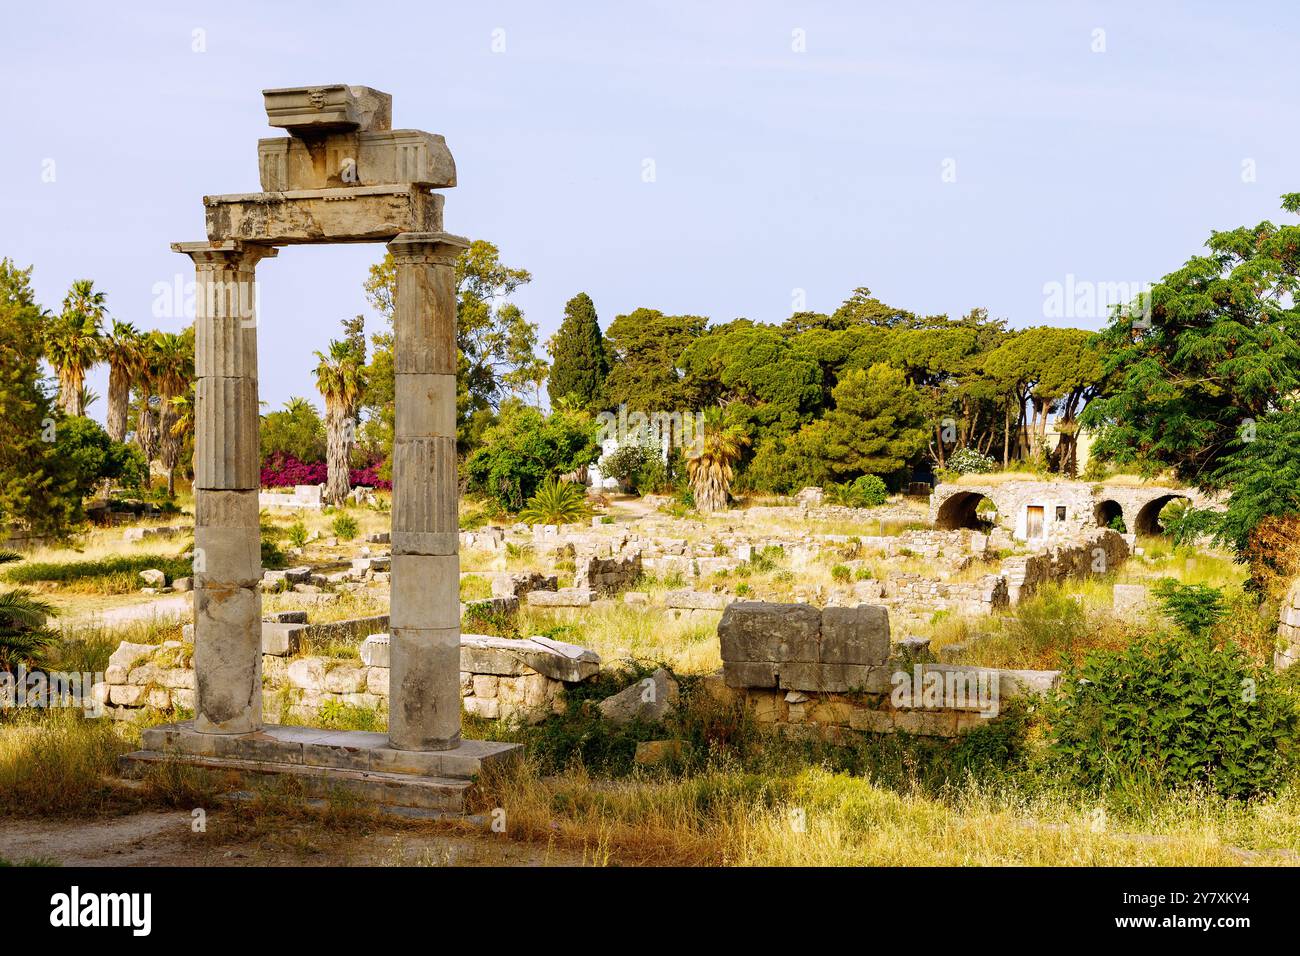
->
1212, 403, 1300, 578
547, 292, 608, 410
0, 273, 81, 537
364, 240, 544, 448
603, 308, 707, 411
1083, 194, 1300, 485
679, 323, 824, 439
261, 397, 327, 463
465, 400, 600, 512
53, 415, 147, 502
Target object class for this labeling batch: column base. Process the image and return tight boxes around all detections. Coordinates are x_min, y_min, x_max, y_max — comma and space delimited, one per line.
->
120, 721, 521, 813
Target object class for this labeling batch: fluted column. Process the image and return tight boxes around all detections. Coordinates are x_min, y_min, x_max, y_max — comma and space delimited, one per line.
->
172, 240, 276, 735
387, 231, 468, 751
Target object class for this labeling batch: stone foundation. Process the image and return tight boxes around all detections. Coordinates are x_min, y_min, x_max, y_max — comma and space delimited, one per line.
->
97, 631, 600, 726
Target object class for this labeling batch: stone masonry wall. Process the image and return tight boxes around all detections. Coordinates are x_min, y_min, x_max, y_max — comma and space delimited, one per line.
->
717, 601, 1057, 738
97, 631, 600, 726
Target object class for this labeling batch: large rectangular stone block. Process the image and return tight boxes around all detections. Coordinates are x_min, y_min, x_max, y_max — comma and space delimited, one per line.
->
194, 376, 259, 489
193, 584, 262, 734
205, 185, 443, 244
388, 626, 461, 751
777, 662, 883, 694
819, 605, 890, 665
390, 554, 460, 629
394, 373, 457, 438
718, 602, 821, 664
258, 129, 455, 191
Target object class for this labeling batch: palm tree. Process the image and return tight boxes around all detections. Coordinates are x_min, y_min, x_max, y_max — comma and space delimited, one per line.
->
102, 320, 146, 442
686, 411, 750, 513
147, 329, 194, 497
44, 279, 106, 417
314, 338, 368, 506
169, 388, 196, 486
0, 588, 58, 672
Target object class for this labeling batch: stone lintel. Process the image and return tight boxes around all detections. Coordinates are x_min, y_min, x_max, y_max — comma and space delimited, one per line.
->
204, 185, 443, 245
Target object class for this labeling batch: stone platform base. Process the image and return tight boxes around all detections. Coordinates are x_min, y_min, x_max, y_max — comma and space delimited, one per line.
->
120, 721, 521, 813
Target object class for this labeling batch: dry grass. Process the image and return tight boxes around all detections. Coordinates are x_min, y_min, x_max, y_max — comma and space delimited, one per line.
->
471, 760, 1300, 866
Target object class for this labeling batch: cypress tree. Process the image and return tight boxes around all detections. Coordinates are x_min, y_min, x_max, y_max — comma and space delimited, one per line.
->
548, 292, 608, 409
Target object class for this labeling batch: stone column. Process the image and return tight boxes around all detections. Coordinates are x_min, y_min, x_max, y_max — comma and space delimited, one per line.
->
387, 231, 469, 751
172, 240, 277, 735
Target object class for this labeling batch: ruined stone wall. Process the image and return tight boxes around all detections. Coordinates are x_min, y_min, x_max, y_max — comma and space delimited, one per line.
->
999, 528, 1129, 603
1277, 579, 1300, 670
96, 631, 600, 725
574, 548, 642, 595
715, 601, 1056, 738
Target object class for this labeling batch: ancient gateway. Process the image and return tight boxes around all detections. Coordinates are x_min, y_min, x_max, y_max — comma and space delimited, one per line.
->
124, 86, 518, 807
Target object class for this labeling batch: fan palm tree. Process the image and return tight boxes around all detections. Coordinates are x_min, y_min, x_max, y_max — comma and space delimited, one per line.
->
44, 279, 106, 417
147, 329, 194, 497
314, 338, 368, 506
686, 410, 750, 513
169, 388, 196, 486
102, 320, 146, 442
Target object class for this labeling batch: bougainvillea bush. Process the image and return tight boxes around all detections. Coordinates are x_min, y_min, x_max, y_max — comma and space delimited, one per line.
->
260, 453, 391, 491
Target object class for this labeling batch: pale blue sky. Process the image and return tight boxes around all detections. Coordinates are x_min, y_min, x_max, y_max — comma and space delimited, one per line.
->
3, 1, 1297, 419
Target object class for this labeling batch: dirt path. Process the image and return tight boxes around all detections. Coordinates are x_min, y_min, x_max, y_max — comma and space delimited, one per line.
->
0, 809, 585, 867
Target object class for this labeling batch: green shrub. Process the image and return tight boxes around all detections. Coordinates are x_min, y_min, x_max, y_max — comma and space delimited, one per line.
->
831, 564, 851, 583
520, 478, 591, 525
286, 521, 309, 549
332, 513, 359, 541
1049, 631, 1299, 798
1152, 579, 1225, 637
827, 474, 889, 508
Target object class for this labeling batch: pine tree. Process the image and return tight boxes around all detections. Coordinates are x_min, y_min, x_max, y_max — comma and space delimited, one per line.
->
0, 267, 79, 537
547, 292, 608, 410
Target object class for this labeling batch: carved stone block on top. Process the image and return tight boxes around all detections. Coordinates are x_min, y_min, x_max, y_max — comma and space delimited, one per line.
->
263, 85, 392, 134
258, 130, 456, 191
